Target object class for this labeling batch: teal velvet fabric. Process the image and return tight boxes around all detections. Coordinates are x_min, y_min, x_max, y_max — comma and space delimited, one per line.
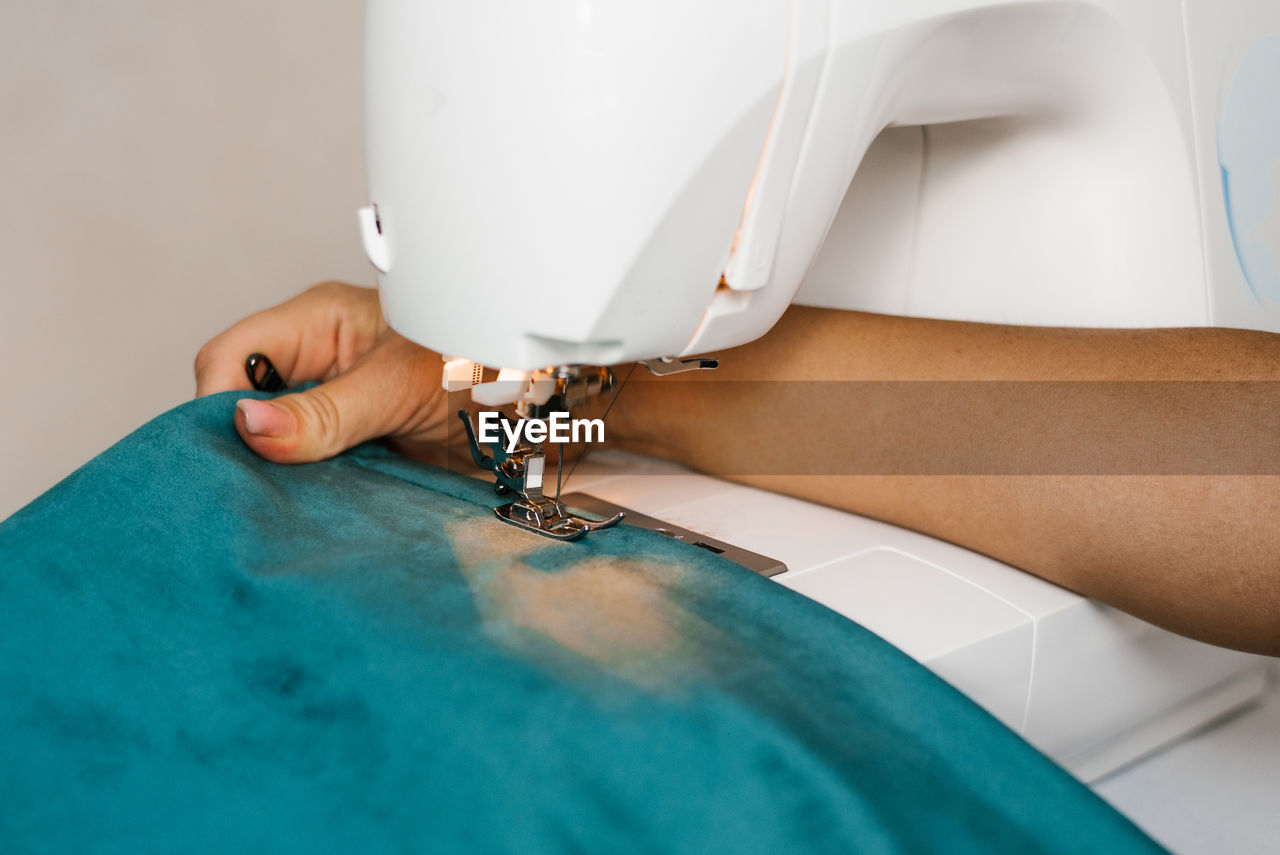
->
0, 393, 1163, 854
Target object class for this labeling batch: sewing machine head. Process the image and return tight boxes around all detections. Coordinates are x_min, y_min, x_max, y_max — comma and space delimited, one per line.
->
358, 0, 798, 376
356, 0, 1280, 535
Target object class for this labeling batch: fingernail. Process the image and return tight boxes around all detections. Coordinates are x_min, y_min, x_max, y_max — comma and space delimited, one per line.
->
236, 399, 296, 438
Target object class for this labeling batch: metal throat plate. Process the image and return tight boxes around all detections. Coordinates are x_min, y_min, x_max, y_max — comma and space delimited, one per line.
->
559, 492, 788, 578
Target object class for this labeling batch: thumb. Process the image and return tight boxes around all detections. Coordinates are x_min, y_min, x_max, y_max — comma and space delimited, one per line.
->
233, 331, 445, 463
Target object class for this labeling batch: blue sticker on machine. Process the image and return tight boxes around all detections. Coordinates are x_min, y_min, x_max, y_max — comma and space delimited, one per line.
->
1220, 35, 1280, 304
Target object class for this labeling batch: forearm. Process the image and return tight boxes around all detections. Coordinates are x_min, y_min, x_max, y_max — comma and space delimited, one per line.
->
608, 308, 1280, 655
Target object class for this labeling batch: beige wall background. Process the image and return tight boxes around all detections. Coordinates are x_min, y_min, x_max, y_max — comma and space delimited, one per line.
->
0, 1, 371, 518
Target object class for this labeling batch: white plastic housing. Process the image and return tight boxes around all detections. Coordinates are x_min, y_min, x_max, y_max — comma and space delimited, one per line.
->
364, 0, 1280, 370
363, 0, 787, 369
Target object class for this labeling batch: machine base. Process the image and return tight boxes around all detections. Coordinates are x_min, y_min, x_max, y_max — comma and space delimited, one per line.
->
562, 450, 1269, 781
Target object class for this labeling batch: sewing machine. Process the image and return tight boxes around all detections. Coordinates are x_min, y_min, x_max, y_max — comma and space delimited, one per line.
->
356, 0, 1278, 779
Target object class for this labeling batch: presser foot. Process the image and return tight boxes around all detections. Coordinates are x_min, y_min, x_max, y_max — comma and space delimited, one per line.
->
494, 497, 624, 542
454, 408, 624, 541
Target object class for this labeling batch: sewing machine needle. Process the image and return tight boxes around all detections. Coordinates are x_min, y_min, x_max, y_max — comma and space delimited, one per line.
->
555, 445, 564, 502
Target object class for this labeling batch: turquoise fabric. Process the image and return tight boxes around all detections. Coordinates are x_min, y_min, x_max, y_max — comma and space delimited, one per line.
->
0, 393, 1163, 854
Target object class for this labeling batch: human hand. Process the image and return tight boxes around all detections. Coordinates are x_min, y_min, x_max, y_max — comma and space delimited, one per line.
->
194, 282, 450, 463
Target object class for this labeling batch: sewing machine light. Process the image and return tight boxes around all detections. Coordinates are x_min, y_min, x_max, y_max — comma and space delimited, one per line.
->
442, 357, 482, 392
443, 358, 558, 409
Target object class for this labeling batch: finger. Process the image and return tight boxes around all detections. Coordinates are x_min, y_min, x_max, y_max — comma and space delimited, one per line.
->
194, 282, 384, 397
233, 331, 445, 464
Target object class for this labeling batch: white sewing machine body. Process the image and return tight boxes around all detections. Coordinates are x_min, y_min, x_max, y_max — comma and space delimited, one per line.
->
359, 0, 1280, 779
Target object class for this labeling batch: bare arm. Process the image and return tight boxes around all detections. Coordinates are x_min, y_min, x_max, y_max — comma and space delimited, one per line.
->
196, 288, 1280, 655
609, 307, 1280, 656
